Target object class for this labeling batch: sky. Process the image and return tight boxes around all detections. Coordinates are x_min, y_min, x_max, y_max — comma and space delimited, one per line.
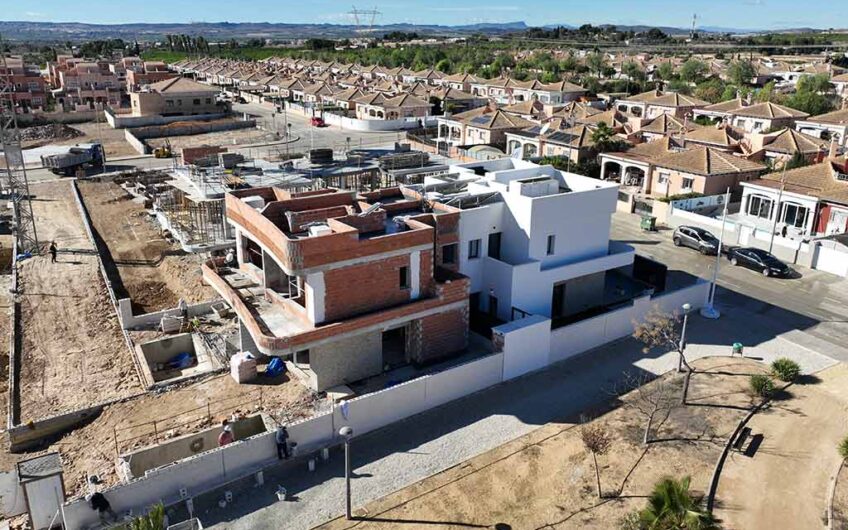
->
4, 0, 848, 30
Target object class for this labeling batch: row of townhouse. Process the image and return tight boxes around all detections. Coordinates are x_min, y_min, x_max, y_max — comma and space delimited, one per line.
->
0, 55, 47, 111
201, 157, 635, 392
170, 57, 594, 128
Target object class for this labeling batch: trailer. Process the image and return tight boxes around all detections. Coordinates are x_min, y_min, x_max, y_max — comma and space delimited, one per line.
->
40, 143, 104, 176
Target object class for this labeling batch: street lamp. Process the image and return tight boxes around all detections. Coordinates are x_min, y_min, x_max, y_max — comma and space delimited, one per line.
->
339, 426, 354, 520
700, 187, 731, 320
678, 303, 692, 373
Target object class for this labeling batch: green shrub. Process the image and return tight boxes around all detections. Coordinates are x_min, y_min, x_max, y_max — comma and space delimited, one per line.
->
656, 192, 705, 203
750, 374, 776, 398
839, 435, 848, 460
771, 358, 801, 382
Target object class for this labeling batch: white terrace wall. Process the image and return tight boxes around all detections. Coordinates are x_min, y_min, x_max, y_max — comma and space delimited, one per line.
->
286, 101, 438, 132
117, 298, 222, 330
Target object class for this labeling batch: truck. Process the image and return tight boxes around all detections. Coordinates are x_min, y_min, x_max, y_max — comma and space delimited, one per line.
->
40, 143, 104, 176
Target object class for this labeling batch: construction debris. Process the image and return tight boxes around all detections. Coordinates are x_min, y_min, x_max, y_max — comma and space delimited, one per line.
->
19, 123, 84, 143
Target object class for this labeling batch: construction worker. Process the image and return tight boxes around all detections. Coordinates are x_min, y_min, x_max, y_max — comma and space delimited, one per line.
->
275, 425, 290, 460
224, 248, 236, 267
218, 422, 234, 446
48, 241, 57, 263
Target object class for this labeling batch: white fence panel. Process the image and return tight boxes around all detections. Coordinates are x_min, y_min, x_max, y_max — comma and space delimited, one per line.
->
549, 315, 607, 363
813, 245, 848, 277
287, 412, 335, 454
498, 315, 551, 381
424, 353, 504, 410
333, 378, 428, 437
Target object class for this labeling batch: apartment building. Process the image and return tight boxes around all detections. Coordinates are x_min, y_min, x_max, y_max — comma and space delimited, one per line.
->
129, 77, 223, 117
0, 56, 46, 111
202, 188, 470, 392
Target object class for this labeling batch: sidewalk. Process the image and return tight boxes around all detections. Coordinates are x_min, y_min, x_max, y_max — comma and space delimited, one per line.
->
196, 292, 842, 530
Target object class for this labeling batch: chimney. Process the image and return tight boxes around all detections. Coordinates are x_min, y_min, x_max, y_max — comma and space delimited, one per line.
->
655, 81, 663, 96
746, 91, 753, 105
830, 138, 839, 160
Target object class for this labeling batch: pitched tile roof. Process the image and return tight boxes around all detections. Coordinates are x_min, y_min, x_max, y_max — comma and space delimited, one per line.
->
653, 146, 765, 176
761, 128, 828, 155
147, 77, 218, 94
755, 159, 848, 205
731, 101, 809, 120
805, 108, 848, 125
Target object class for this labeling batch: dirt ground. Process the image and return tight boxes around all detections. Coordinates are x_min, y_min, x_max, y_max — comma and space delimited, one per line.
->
715, 363, 848, 530
77, 179, 216, 312
50, 368, 317, 499
52, 121, 138, 158
317, 357, 766, 530
146, 125, 278, 151
17, 181, 144, 422
834, 463, 848, 529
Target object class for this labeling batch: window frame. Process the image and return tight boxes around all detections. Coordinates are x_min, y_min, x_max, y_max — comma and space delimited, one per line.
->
468, 239, 481, 260
546, 234, 556, 256
399, 266, 410, 290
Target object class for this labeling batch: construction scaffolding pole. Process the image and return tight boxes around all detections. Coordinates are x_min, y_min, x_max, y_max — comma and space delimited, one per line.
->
0, 37, 39, 254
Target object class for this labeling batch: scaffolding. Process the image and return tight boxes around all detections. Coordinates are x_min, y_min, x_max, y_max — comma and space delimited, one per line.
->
0, 42, 38, 254
156, 188, 229, 247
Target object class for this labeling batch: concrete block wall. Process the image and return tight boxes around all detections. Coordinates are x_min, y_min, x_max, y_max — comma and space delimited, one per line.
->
118, 298, 222, 330
310, 331, 383, 391
408, 306, 469, 364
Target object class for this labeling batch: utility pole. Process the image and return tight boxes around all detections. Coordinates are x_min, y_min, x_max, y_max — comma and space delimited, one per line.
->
768, 162, 788, 254
700, 187, 730, 320
0, 37, 39, 254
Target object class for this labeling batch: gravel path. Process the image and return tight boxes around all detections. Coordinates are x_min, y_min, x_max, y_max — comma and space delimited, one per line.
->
194, 292, 842, 530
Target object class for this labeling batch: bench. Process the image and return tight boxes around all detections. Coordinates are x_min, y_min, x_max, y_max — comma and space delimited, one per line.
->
732, 426, 752, 452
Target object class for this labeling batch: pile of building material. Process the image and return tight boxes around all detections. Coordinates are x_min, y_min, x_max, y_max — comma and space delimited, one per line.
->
378, 150, 429, 170
19, 123, 84, 142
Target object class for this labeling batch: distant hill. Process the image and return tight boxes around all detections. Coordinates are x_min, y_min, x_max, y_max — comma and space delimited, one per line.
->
0, 20, 529, 42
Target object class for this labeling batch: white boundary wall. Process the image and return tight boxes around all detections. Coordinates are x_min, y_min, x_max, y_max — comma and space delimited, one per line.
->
58, 281, 708, 529
286, 102, 438, 132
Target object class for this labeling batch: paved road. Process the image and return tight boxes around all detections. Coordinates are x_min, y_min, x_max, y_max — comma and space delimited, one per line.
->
611, 211, 848, 360
194, 287, 842, 530
232, 102, 406, 155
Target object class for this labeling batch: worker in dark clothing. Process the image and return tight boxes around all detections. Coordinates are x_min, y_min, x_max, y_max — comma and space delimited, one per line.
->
48, 241, 58, 263
87, 490, 118, 524
276, 425, 290, 459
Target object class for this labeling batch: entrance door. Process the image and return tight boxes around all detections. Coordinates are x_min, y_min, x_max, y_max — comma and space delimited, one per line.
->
488, 294, 499, 319
488, 232, 502, 260
551, 282, 566, 320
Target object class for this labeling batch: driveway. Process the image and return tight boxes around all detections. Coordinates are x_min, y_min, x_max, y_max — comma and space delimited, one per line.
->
714, 364, 848, 529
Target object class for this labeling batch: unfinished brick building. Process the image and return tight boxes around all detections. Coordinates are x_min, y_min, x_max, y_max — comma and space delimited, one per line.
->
203, 187, 469, 391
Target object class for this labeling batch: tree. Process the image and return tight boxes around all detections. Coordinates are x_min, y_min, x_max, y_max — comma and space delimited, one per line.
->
130, 503, 165, 530
590, 122, 618, 153
634, 308, 692, 403
655, 62, 675, 81
645, 28, 669, 42
622, 61, 646, 83
727, 59, 756, 87
620, 372, 678, 445
580, 421, 612, 498
749, 374, 776, 399
771, 358, 801, 382
785, 90, 834, 116
639, 476, 715, 530
797, 73, 833, 94
694, 78, 726, 104
586, 52, 608, 78
679, 59, 708, 83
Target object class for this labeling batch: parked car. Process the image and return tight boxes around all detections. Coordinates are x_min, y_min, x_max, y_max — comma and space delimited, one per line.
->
672, 226, 720, 255
727, 248, 791, 277
235, 96, 247, 104
310, 116, 326, 127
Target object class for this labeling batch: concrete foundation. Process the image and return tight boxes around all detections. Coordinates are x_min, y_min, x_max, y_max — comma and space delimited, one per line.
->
135, 333, 221, 387
119, 414, 272, 481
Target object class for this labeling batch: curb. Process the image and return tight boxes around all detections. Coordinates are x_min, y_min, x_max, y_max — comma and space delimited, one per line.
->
827, 459, 844, 530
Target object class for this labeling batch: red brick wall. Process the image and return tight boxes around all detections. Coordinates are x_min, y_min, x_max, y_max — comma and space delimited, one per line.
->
408, 306, 469, 364
286, 205, 351, 232
322, 254, 412, 321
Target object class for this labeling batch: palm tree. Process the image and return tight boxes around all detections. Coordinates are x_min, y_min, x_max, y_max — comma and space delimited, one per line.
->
640, 476, 715, 530
590, 122, 618, 153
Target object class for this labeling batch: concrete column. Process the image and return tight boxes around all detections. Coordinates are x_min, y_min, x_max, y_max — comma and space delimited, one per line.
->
262, 250, 286, 292
239, 320, 259, 355
305, 272, 325, 324
235, 229, 245, 266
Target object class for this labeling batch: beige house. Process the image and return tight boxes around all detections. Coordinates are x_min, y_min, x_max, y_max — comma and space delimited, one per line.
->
615, 89, 708, 120
648, 146, 765, 197
795, 108, 848, 148
130, 77, 223, 117
355, 93, 431, 121
437, 107, 534, 147
727, 101, 809, 133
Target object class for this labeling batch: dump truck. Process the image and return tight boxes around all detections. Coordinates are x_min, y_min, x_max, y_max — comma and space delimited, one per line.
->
40, 143, 104, 176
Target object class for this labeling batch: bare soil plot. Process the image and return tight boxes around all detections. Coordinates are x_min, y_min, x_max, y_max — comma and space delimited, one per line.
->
716, 363, 848, 530
145, 125, 278, 151
317, 357, 766, 530
77, 180, 216, 313
834, 463, 848, 529
17, 181, 143, 422
52, 121, 138, 158
52, 369, 317, 499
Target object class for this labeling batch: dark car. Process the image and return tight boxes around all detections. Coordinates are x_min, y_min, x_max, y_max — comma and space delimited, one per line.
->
672, 225, 720, 255
727, 247, 791, 277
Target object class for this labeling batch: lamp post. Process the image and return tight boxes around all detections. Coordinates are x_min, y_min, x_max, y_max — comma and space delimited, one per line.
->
768, 162, 788, 254
678, 303, 692, 373
339, 426, 354, 520
700, 187, 731, 319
